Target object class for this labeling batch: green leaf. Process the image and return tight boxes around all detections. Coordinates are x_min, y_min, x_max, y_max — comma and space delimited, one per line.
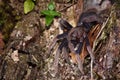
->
24, 0, 35, 14
45, 16, 54, 26
41, 10, 49, 15
49, 10, 61, 16
48, 1, 55, 10
41, 10, 61, 16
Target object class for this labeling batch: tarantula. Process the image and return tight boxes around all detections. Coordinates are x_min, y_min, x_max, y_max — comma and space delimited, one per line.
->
48, 10, 102, 75
48, 0, 110, 79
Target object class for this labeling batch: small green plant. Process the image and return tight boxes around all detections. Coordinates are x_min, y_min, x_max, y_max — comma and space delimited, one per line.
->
41, 1, 61, 27
24, 0, 35, 14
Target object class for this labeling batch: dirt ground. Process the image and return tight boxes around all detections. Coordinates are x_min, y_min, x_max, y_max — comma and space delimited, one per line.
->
0, 0, 120, 80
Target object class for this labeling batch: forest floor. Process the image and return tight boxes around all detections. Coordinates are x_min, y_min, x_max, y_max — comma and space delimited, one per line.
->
0, 0, 120, 80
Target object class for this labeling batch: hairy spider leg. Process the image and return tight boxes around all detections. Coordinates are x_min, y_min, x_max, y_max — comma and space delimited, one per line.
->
79, 23, 101, 60
76, 24, 101, 63
83, 22, 95, 33
59, 19, 73, 31
84, 24, 101, 80
55, 19, 73, 62
48, 32, 68, 54
53, 38, 68, 75
48, 19, 73, 54
84, 34, 94, 80
62, 47, 69, 63
61, 39, 70, 62
84, 34, 94, 61
75, 37, 85, 74
85, 24, 101, 79
67, 27, 85, 74
51, 19, 73, 75
77, 10, 102, 28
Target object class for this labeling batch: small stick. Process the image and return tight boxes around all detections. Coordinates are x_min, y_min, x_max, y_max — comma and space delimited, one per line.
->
91, 59, 93, 80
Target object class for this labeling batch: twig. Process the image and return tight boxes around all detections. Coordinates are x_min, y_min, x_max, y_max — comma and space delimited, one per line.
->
92, 13, 110, 52
59, 3, 77, 12
91, 59, 93, 80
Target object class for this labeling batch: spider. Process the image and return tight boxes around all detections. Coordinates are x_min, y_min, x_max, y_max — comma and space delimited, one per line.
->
48, 10, 102, 75
48, 0, 113, 80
